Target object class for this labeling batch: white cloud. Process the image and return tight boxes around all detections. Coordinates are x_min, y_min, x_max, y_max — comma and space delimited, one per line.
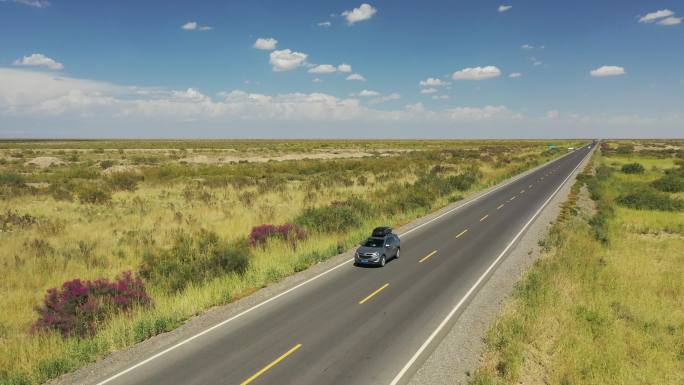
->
419, 77, 445, 87
590, 65, 626, 77
521, 44, 534, 50
432, 95, 449, 100
308, 64, 337, 74
337, 64, 352, 73
13, 53, 63, 70
253, 38, 278, 50
181, 21, 212, 31
342, 3, 377, 25
358, 89, 380, 97
658, 16, 682, 26
509, 72, 522, 78
498, 5, 512, 12
369, 93, 400, 105
546, 110, 559, 119
5, 67, 684, 138
452, 66, 501, 80
638, 9, 674, 23
269, 49, 308, 72
2, 0, 49, 7
444, 105, 511, 120
317, 21, 332, 27
346, 73, 366, 81
420, 88, 438, 94
312, 78, 323, 83
182, 22, 197, 30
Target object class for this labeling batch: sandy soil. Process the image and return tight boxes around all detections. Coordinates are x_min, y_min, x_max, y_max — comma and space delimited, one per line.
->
24, 156, 65, 168
178, 150, 405, 164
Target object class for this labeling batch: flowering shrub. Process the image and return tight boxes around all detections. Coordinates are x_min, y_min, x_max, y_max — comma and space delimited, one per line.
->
33, 271, 151, 337
249, 223, 307, 247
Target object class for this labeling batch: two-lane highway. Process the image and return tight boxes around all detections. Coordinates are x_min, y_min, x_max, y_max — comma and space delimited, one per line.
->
96, 144, 593, 385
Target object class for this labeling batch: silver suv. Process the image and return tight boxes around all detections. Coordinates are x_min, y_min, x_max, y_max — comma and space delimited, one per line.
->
354, 227, 400, 267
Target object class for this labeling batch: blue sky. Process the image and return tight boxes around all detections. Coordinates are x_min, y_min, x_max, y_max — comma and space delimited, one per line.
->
0, 0, 682, 138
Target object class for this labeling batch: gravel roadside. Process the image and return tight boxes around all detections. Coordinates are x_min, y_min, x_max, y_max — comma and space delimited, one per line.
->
406, 147, 594, 385
49, 150, 582, 385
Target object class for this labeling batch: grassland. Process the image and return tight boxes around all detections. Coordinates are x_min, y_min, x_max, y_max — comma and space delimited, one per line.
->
0, 139, 581, 384
469, 141, 684, 385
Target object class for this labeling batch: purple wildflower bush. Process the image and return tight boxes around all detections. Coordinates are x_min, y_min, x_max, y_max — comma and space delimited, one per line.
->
33, 271, 151, 337
249, 223, 307, 247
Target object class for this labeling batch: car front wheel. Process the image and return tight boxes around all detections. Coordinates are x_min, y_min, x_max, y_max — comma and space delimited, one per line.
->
395, 248, 400, 259
379, 255, 386, 267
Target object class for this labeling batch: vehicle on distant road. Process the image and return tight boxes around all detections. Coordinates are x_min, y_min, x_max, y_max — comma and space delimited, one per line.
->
355, 226, 400, 267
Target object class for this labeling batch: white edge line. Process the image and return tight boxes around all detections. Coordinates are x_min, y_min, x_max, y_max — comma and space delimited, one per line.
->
388, 146, 592, 385
95, 148, 582, 385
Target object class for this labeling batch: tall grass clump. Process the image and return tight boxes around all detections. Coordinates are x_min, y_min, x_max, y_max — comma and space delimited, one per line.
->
295, 197, 373, 233
621, 162, 644, 174
616, 188, 684, 211
139, 230, 251, 293
652, 173, 684, 193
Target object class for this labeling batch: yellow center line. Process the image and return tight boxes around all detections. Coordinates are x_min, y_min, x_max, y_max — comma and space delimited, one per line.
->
455, 229, 469, 238
497, 203, 504, 210
419, 250, 438, 263
510, 196, 516, 201
480, 214, 489, 222
240, 343, 302, 385
520, 189, 525, 194
359, 283, 390, 304
528, 184, 533, 189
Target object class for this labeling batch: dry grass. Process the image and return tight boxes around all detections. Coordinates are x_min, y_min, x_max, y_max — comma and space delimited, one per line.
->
470, 143, 684, 385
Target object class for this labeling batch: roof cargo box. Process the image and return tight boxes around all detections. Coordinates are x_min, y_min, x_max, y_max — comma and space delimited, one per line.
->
371, 226, 392, 237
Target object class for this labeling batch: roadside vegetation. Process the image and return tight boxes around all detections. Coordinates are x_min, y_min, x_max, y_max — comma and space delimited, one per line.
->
0, 139, 580, 384
469, 140, 684, 385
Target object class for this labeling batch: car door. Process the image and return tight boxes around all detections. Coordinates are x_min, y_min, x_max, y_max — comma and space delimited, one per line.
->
383, 236, 393, 256
388, 235, 397, 256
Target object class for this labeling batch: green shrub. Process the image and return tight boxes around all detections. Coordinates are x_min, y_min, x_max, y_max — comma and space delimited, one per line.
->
295, 197, 372, 233
100, 160, 115, 169
616, 144, 634, 155
47, 181, 74, 201
0, 172, 25, 187
617, 188, 684, 211
36, 357, 74, 382
594, 165, 614, 180
61, 166, 99, 179
107, 172, 141, 191
621, 163, 644, 174
133, 314, 182, 342
139, 230, 251, 292
0, 371, 32, 385
651, 174, 684, 193
76, 183, 111, 204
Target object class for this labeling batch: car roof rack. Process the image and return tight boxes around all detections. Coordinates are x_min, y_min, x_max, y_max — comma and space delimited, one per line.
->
371, 226, 392, 237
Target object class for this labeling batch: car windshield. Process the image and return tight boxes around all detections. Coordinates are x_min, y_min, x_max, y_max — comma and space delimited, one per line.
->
362, 238, 384, 248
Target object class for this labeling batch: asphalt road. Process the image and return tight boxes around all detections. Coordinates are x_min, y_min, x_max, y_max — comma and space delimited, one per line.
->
96, 144, 593, 385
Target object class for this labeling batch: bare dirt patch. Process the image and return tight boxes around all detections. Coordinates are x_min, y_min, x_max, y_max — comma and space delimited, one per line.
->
24, 156, 65, 168
178, 150, 402, 164
102, 165, 142, 175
